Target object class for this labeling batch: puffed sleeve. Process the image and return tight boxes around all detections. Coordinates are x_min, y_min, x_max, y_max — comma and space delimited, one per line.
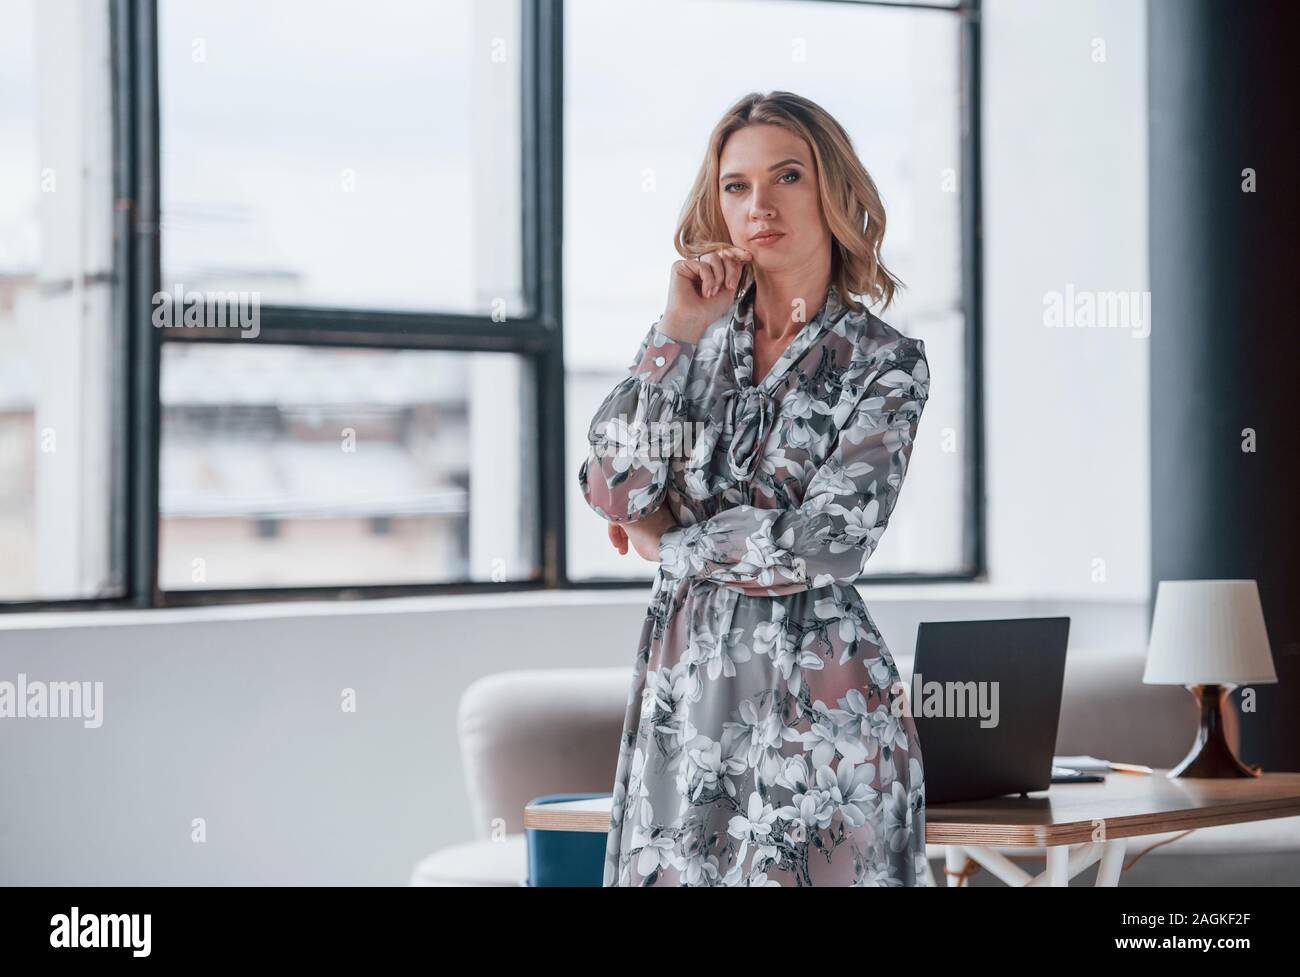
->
577, 317, 697, 523
656, 337, 929, 596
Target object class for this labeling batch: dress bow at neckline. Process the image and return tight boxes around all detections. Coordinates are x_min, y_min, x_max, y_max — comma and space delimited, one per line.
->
700, 280, 851, 490
721, 385, 777, 483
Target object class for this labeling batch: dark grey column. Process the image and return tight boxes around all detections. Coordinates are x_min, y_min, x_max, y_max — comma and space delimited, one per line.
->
1148, 0, 1300, 770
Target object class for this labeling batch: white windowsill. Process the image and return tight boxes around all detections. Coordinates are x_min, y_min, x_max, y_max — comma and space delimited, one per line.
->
0, 578, 1148, 632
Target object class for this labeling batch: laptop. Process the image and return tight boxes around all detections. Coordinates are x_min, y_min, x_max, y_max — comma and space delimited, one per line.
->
909, 617, 1070, 804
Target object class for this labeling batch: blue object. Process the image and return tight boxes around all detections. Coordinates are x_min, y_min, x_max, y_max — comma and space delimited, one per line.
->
525, 792, 609, 887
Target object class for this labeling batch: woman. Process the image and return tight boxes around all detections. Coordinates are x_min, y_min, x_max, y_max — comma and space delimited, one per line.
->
578, 91, 932, 886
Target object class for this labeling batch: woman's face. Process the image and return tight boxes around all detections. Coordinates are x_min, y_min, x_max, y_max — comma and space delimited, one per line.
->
717, 123, 830, 276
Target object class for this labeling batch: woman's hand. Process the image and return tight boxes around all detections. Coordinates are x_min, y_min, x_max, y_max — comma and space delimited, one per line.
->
609, 505, 678, 563
659, 246, 753, 344
607, 522, 628, 555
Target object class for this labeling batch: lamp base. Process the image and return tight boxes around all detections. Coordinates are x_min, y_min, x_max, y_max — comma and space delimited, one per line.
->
1168, 684, 1259, 779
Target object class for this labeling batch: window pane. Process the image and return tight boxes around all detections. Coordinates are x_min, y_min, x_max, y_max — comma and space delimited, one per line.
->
564, 0, 966, 580
158, 0, 524, 316
0, 0, 120, 601
159, 344, 537, 589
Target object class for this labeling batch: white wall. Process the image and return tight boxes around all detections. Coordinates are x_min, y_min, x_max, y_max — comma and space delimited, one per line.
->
0, 0, 1152, 884
0, 589, 1148, 884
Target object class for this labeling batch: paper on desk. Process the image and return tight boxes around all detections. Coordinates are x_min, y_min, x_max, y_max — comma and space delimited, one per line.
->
1053, 755, 1112, 771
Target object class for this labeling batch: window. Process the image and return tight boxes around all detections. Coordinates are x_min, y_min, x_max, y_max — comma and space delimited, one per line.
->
0, 0, 979, 611
158, 344, 537, 590
158, 0, 525, 315
153, 0, 542, 598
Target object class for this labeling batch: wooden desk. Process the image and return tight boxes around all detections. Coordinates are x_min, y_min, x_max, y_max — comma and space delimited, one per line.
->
524, 795, 613, 833
927, 770, 1300, 886
524, 772, 1300, 886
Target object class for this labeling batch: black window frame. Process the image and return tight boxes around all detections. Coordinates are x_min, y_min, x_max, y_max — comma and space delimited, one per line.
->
2, 0, 983, 613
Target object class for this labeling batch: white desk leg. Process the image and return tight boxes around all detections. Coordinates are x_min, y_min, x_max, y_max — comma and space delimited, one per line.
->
944, 846, 968, 887
1094, 838, 1126, 887
942, 842, 1122, 887
1046, 845, 1070, 886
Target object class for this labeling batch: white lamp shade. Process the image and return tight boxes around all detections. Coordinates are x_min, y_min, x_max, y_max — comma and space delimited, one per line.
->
1144, 579, 1277, 686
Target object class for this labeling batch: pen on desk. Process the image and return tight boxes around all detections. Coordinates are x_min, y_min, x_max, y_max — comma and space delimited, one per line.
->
1107, 762, 1153, 775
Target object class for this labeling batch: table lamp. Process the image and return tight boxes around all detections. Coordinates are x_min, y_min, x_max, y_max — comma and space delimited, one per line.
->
1143, 579, 1277, 778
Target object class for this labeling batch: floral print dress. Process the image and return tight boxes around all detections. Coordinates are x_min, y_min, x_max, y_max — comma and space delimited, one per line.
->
578, 279, 931, 886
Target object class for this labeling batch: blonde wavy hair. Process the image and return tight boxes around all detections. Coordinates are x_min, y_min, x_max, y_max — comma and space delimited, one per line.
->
675, 90, 903, 314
